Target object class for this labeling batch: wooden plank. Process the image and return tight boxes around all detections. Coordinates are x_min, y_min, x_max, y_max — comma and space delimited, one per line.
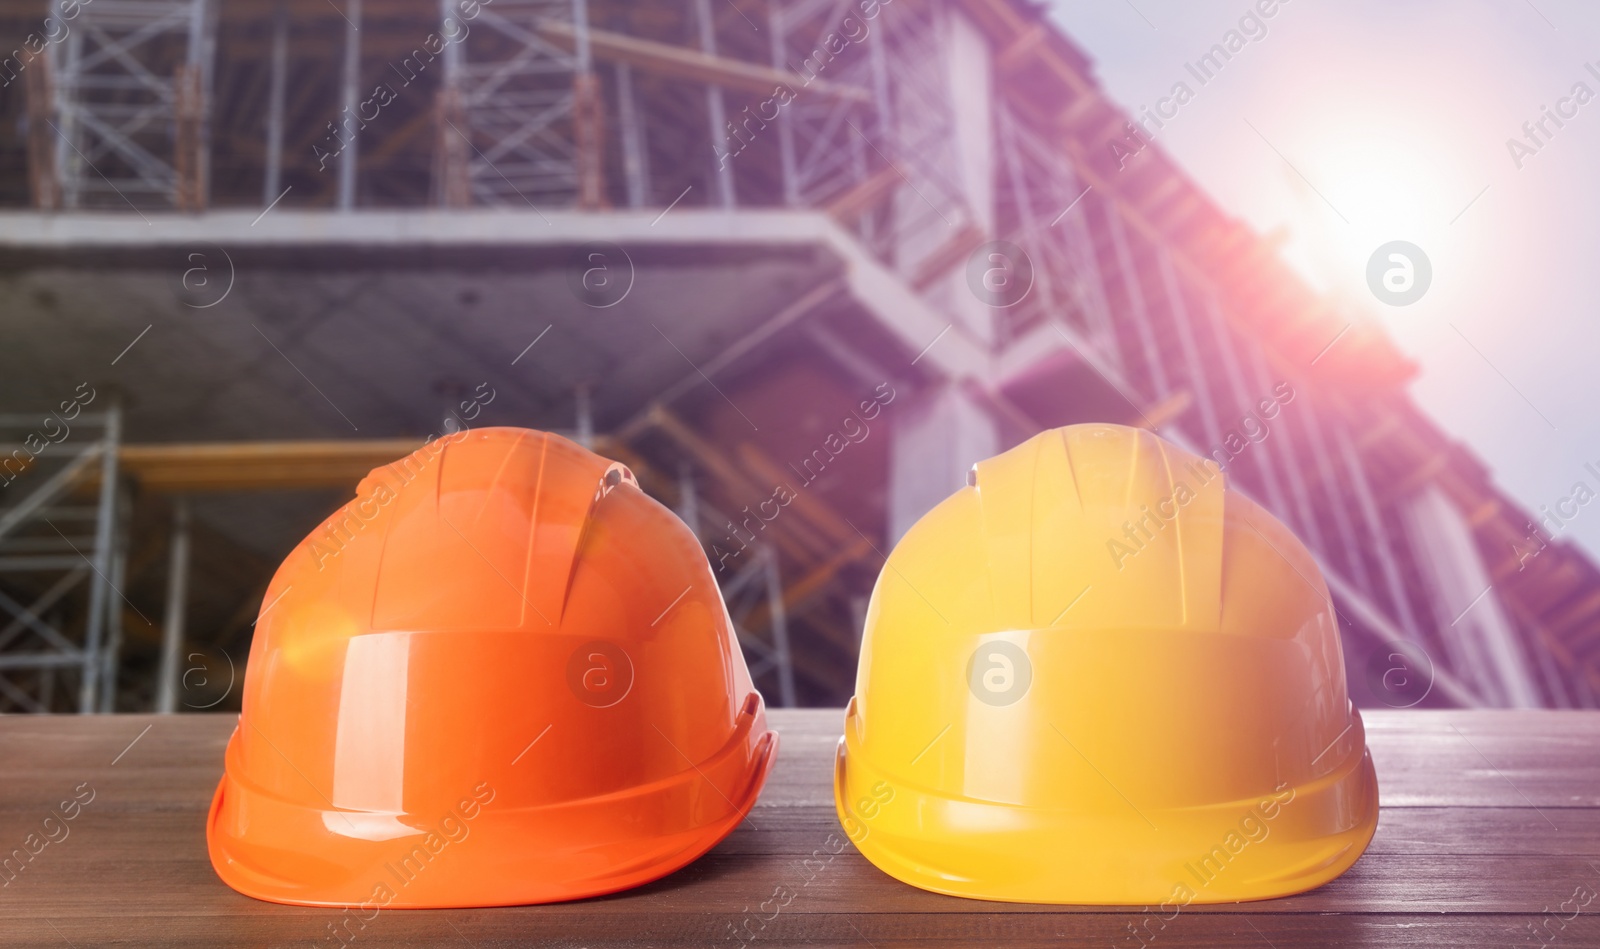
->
79, 440, 426, 492
0, 710, 1595, 946
2, 710, 1599, 807
537, 20, 871, 104
2, 911, 1588, 949
0, 711, 1597, 808
700, 804, 1600, 858
824, 163, 908, 223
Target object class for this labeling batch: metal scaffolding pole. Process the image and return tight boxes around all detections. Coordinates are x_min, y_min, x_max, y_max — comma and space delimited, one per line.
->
155, 500, 192, 714
1104, 205, 1170, 401
693, 0, 736, 207
574, 384, 594, 448
1529, 625, 1574, 708
78, 403, 121, 712
615, 63, 649, 208
769, 4, 801, 207
96, 484, 132, 712
336, 0, 362, 211
762, 547, 797, 708
1244, 342, 1326, 556
865, 4, 893, 141
1267, 382, 1331, 560
262, 2, 288, 206
1334, 422, 1424, 639
570, 0, 603, 207
995, 106, 1052, 340
174, 0, 210, 208
1299, 391, 1376, 595
1198, 291, 1291, 518
1155, 248, 1223, 449
49, 18, 81, 206
569, 0, 591, 73
859, 11, 892, 248
677, 463, 701, 538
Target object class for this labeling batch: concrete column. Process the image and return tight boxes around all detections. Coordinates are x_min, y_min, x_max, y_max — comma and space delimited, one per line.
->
888, 383, 997, 542
943, 10, 995, 237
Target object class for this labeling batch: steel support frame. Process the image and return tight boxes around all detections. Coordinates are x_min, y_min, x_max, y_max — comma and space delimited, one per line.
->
1153, 245, 1223, 450
1126, 405, 1481, 703
0, 407, 124, 713
53, 0, 211, 210
771, 0, 969, 263
1244, 342, 1327, 556
1103, 202, 1170, 403
1197, 290, 1291, 518
992, 103, 1116, 362
676, 469, 796, 707
438, 0, 592, 208
875, 0, 971, 265
719, 544, 797, 707
770, 0, 885, 211
1102, 196, 1339, 575
1333, 413, 1426, 641
1094, 207, 1480, 700
1298, 389, 1377, 597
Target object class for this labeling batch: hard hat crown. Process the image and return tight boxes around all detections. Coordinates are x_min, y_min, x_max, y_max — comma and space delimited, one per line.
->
209, 428, 776, 908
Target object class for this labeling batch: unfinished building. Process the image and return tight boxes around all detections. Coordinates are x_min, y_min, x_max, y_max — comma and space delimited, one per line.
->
0, 0, 1596, 711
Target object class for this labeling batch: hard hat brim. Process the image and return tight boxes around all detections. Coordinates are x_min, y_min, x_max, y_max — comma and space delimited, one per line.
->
208, 724, 777, 908
834, 707, 1378, 905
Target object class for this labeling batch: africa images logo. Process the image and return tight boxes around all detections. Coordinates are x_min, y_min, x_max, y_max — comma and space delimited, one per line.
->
1366, 240, 1431, 307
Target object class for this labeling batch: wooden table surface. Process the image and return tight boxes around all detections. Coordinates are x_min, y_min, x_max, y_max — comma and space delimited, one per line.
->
1, 709, 1597, 947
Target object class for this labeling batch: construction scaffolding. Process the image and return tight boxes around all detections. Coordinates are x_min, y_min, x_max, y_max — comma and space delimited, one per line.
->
36, 0, 212, 210
435, 0, 602, 208
0, 406, 124, 712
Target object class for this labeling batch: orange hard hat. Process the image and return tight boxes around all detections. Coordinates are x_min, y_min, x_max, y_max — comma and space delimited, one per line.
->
207, 427, 777, 908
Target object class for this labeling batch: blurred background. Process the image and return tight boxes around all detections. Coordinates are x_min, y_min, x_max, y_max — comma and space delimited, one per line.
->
0, 0, 1596, 713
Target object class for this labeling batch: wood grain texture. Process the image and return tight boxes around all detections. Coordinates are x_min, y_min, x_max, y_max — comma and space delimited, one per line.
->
0, 710, 1595, 947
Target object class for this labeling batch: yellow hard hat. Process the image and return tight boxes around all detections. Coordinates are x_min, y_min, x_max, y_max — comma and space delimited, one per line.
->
835, 423, 1378, 904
